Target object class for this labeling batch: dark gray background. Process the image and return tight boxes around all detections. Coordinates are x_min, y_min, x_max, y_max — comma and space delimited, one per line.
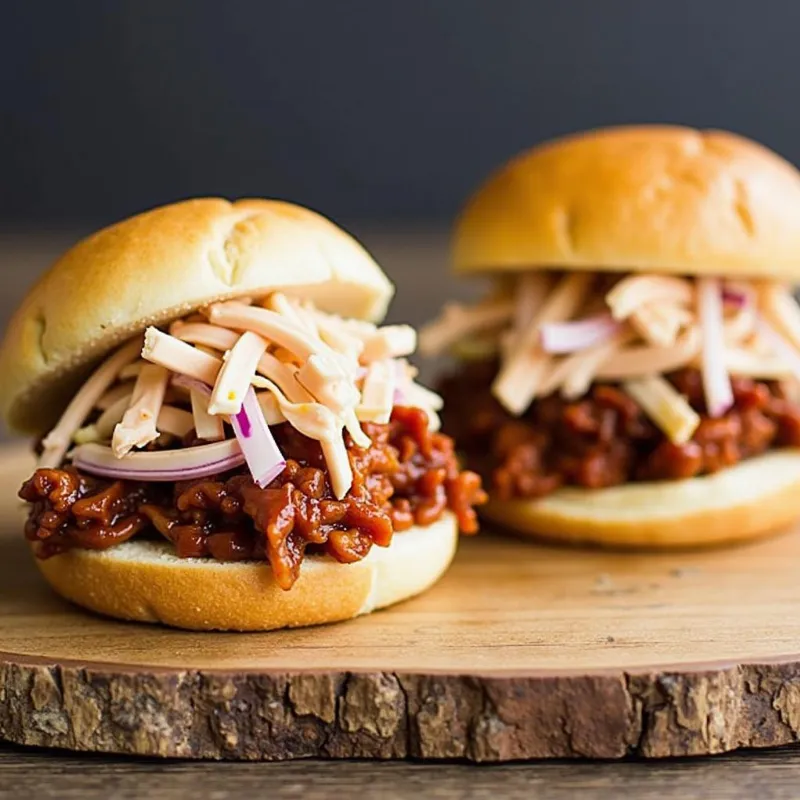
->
3, 0, 800, 228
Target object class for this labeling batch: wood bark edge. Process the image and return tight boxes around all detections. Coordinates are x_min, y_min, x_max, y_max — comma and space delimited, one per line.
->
2, 660, 800, 760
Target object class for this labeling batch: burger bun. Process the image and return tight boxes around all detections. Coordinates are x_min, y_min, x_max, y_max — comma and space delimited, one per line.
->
481, 450, 800, 548
34, 512, 458, 631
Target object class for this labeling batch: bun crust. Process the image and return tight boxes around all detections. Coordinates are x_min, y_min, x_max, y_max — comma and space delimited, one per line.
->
480, 450, 800, 548
33, 513, 458, 631
454, 126, 800, 281
0, 198, 394, 434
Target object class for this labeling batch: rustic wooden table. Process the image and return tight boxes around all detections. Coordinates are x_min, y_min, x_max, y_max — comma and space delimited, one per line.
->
1, 228, 799, 798
2, 743, 800, 799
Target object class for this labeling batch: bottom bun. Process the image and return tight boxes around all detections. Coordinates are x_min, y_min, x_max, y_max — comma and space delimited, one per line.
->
34, 512, 458, 631
481, 450, 800, 549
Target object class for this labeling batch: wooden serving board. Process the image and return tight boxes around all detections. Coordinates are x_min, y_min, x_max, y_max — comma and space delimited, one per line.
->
3, 444, 800, 762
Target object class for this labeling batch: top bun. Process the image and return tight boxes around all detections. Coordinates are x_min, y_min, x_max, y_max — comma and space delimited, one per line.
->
0, 198, 394, 434
454, 126, 800, 280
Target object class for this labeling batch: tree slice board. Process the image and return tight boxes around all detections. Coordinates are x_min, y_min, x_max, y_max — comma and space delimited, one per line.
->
2, 443, 800, 762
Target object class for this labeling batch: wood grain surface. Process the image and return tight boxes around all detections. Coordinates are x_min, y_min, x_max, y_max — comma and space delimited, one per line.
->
3, 442, 800, 761
3, 743, 800, 800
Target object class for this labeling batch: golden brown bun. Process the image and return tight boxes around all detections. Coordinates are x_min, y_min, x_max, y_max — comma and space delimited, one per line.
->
0, 198, 394, 435
454, 126, 800, 281
34, 512, 457, 631
481, 450, 800, 548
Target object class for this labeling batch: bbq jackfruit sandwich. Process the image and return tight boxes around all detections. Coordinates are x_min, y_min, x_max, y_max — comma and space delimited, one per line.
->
2, 198, 485, 630
422, 126, 800, 548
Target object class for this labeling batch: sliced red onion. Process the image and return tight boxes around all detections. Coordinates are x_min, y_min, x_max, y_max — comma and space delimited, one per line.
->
722, 287, 750, 308
71, 440, 245, 481
235, 405, 252, 437
392, 360, 408, 405
171, 374, 212, 396
230, 386, 286, 488
539, 313, 621, 354
698, 277, 734, 417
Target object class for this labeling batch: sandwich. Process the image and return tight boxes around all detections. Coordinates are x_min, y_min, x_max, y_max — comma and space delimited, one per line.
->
2, 198, 485, 630
421, 126, 800, 548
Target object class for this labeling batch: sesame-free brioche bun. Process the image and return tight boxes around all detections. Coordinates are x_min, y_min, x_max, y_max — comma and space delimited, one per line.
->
0, 198, 394, 435
34, 512, 458, 631
481, 450, 800, 549
454, 126, 800, 281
